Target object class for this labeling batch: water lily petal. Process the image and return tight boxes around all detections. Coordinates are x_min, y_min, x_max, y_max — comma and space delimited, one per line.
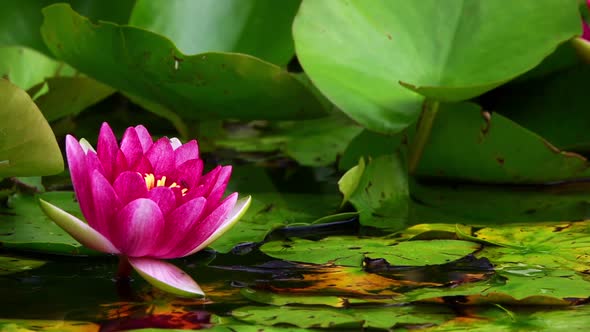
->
184, 195, 251, 257
112, 198, 165, 257
113, 171, 148, 206
146, 137, 175, 176
66, 135, 94, 222
176, 192, 238, 257
120, 127, 143, 168
184, 166, 221, 201
169, 137, 182, 150
203, 166, 232, 215
157, 197, 207, 258
174, 140, 199, 166
90, 170, 121, 239
85, 149, 106, 176
134, 125, 153, 152
147, 186, 177, 216
39, 199, 120, 254
174, 159, 204, 191
97, 123, 119, 181
134, 155, 154, 174
114, 149, 129, 176
128, 257, 203, 297
78, 138, 95, 153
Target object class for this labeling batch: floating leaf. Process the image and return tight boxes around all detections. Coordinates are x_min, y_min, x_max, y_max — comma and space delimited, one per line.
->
261, 236, 479, 267
232, 305, 453, 330
0, 192, 97, 255
41, 4, 325, 121
210, 193, 340, 253
469, 221, 590, 273
0, 319, 98, 332
129, 0, 300, 65
0, 79, 63, 177
0, 254, 45, 276
293, 0, 579, 132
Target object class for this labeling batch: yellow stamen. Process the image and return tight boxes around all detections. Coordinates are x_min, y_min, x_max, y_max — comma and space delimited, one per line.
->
156, 176, 167, 187
141, 173, 188, 196
143, 173, 155, 190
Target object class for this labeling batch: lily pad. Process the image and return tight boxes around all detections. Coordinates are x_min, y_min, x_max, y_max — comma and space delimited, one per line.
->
129, 0, 300, 66
0, 79, 63, 177
0, 254, 46, 275
468, 221, 590, 272
0, 319, 98, 332
260, 236, 480, 267
0, 192, 97, 255
209, 192, 341, 253
232, 305, 453, 330
415, 102, 590, 183
293, 0, 579, 133
41, 4, 326, 121
404, 269, 590, 305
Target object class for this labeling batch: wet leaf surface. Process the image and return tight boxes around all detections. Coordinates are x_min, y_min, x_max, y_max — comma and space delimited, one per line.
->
261, 236, 479, 267
0, 192, 96, 255
0, 254, 45, 276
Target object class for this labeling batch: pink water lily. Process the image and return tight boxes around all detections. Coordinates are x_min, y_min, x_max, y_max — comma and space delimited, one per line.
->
40, 123, 251, 297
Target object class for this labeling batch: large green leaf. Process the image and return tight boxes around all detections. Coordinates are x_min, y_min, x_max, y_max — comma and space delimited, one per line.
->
0, 79, 63, 177
129, 0, 300, 66
293, 0, 580, 133
33, 76, 116, 122
338, 130, 402, 171
339, 154, 409, 229
415, 102, 590, 183
492, 65, 590, 152
260, 236, 479, 267
0, 192, 96, 255
41, 4, 325, 121
410, 180, 590, 224
0, 47, 68, 90
0, 0, 135, 56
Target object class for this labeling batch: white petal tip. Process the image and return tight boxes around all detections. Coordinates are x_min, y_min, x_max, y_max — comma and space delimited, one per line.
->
38, 198, 119, 254
129, 257, 204, 297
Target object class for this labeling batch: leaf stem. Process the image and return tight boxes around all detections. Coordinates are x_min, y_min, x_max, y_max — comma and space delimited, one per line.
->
408, 100, 439, 174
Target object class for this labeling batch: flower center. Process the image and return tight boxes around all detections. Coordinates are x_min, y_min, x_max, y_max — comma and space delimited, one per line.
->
142, 173, 188, 196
